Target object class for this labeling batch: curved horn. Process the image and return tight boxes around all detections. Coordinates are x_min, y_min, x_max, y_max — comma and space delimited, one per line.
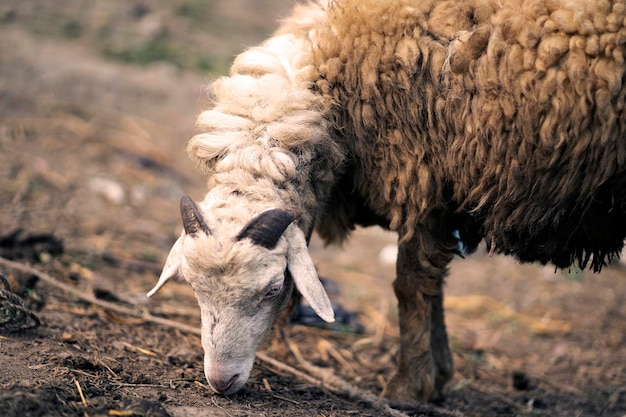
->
236, 209, 299, 249
181, 195, 210, 236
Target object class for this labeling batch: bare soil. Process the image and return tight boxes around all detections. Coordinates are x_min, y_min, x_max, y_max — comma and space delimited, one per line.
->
0, 2, 624, 416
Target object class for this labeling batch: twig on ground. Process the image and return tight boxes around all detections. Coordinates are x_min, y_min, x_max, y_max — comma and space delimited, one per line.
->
256, 351, 338, 392
281, 333, 466, 417
259, 350, 411, 417
0, 256, 201, 335
71, 369, 98, 379
0, 256, 463, 417
210, 396, 235, 417
121, 341, 158, 357
74, 378, 88, 407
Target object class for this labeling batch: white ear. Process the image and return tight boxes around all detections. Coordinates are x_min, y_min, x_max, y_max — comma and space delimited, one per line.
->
147, 236, 183, 297
286, 226, 334, 323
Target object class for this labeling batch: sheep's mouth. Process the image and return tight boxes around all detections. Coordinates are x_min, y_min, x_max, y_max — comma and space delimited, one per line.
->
206, 373, 246, 395
204, 356, 254, 396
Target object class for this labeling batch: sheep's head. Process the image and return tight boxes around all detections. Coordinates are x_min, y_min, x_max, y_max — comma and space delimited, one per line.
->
148, 196, 334, 394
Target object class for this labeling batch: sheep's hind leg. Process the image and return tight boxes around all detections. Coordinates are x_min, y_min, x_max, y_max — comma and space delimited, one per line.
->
382, 236, 452, 404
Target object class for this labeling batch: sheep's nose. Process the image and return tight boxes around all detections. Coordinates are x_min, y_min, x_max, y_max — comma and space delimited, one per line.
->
208, 373, 239, 394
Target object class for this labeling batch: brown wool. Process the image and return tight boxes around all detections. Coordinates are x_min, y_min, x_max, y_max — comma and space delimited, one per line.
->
192, 0, 626, 268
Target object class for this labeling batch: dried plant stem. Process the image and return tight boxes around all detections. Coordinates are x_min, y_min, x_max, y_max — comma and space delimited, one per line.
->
0, 256, 201, 335
282, 334, 466, 417
0, 256, 463, 417
74, 378, 88, 407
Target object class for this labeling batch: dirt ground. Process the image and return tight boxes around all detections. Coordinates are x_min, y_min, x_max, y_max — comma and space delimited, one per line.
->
0, 2, 625, 416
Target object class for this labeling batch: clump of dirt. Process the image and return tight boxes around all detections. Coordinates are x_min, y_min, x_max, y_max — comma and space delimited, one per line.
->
0, 385, 172, 417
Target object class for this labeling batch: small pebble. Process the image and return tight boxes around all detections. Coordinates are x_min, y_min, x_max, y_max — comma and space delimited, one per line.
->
88, 177, 126, 205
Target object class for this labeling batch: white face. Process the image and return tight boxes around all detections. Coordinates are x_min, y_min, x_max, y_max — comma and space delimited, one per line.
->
147, 197, 334, 395
186, 244, 293, 394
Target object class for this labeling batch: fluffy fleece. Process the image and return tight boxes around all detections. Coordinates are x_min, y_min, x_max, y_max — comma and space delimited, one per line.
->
308, 0, 626, 271
168, 0, 626, 404
194, 0, 626, 270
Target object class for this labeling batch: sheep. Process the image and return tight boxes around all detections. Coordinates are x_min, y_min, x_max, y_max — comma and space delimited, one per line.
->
148, 0, 626, 405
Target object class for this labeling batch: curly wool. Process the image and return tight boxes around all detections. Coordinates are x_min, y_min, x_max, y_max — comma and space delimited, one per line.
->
192, 0, 626, 270
189, 32, 345, 234
307, 0, 626, 270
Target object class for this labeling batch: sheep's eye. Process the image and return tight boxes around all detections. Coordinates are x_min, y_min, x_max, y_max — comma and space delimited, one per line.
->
264, 284, 282, 299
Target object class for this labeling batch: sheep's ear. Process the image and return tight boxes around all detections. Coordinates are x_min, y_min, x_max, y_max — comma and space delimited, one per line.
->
236, 209, 298, 249
286, 226, 335, 323
181, 195, 210, 236
147, 237, 183, 297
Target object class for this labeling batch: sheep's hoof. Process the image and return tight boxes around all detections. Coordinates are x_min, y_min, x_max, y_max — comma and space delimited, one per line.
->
382, 370, 436, 404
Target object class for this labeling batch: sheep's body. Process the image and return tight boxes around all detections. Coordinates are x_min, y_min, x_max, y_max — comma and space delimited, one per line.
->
306, 0, 626, 269
150, 0, 626, 405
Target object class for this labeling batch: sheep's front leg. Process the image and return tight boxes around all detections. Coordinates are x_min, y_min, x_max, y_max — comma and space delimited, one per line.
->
430, 282, 453, 401
382, 236, 453, 404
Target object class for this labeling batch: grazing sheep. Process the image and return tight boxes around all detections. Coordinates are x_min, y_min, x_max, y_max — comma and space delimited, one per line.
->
148, 0, 626, 404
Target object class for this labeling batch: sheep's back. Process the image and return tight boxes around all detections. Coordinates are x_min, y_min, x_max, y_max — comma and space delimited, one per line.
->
312, 0, 626, 269
441, 0, 626, 268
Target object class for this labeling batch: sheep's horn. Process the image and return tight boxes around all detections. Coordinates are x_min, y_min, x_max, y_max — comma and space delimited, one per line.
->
181, 196, 210, 236
236, 209, 299, 249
